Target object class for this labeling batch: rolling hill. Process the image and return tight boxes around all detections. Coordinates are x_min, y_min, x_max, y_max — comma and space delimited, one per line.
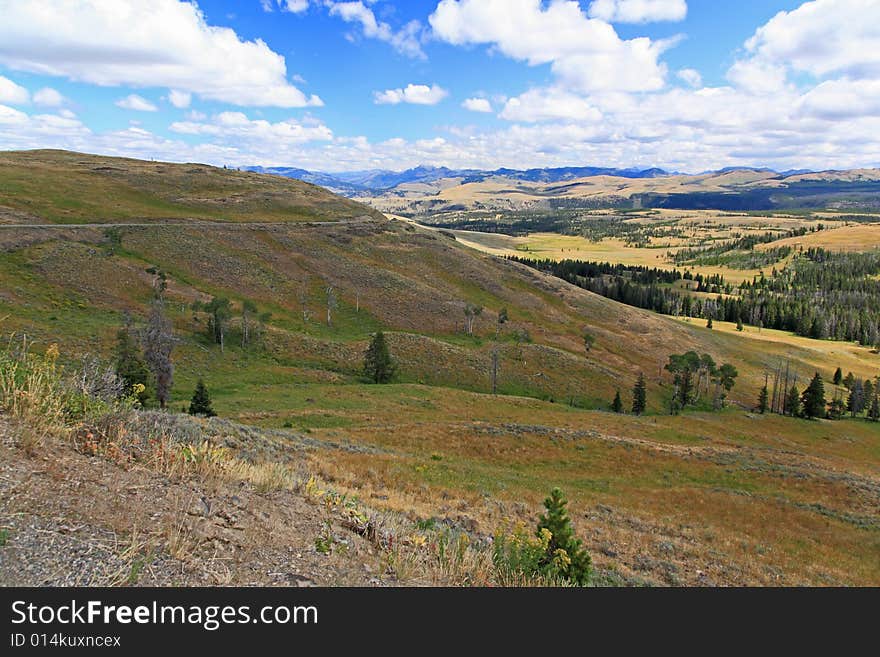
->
1, 149, 879, 586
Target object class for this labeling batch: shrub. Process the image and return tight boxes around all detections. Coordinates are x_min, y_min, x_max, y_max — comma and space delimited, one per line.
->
493, 487, 592, 586
0, 339, 67, 450
188, 379, 216, 417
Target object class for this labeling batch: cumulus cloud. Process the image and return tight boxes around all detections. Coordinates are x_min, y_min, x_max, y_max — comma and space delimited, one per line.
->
327, 1, 425, 59
429, 0, 674, 93
741, 0, 880, 80
0, 75, 29, 104
374, 84, 448, 105
167, 90, 192, 109
500, 88, 602, 123
115, 94, 158, 112
0, 0, 322, 108
588, 0, 687, 23
727, 0, 880, 96
462, 97, 492, 113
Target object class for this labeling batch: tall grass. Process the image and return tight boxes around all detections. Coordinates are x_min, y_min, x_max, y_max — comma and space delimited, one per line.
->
0, 336, 67, 451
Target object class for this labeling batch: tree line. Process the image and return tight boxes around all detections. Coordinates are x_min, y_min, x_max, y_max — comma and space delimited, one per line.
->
511, 248, 880, 346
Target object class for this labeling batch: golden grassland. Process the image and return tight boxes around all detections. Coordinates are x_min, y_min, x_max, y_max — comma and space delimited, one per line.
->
435, 210, 880, 286
757, 223, 880, 253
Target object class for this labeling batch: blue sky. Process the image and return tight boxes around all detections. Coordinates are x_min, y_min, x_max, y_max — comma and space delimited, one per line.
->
0, 0, 878, 172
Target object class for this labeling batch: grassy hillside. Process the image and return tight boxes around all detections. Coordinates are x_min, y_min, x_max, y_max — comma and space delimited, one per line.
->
0, 149, 382, 224
1, 150, 878, 586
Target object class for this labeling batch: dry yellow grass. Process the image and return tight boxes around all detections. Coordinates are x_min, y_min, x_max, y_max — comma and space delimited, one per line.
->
758, 223, 880, 253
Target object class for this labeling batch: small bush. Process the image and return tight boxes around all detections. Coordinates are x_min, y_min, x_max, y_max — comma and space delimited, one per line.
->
493, 487, 592, 586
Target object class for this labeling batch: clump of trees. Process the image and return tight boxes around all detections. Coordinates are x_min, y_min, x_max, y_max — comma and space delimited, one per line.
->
761, 363, 880, 421
192, 296, 271, 351
665, 352, 737, 413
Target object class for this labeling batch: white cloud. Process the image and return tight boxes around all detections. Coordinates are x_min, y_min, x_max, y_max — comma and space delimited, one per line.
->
0, 75, 29, 105
374, 84, 448, 105
170, 111, 333, 148
280, 0, 309, 12
797, 78, 880, 120
726, 58, 787, 95
429, 0, 674, 92
588, 0, 687, 23
327, 1, 425, 59
676, 68, 702, 88
115, 94, 159, 112
741, 0, 880, 80
500, 87, 602, 123
262, 0, 310, 12
167, 90, 191, 108
32, 87, 65, 107
727, 0, 880, 97
0, 0, 322, 108
462, 97, 492, 113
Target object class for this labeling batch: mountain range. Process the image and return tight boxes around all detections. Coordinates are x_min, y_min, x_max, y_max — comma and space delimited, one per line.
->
242, 164, 675, 194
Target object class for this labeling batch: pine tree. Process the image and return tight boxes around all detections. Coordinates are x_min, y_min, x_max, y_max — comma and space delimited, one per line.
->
784, 384, 801, 417
114, 325, 150, 405
801, 372, 826, 419
833, 367, 843, 386
706, 317, 713, 329
847, 379, 866, 417
536, 488, 592, 586
736, 318, 744, 332
870, 395, 880, 422
758, 384, 769, 414
363, 331, 396, 384
631, 372, 647, 415
188, 379, 216, 417
611, 390, 622, 413
843, 372, 855, 390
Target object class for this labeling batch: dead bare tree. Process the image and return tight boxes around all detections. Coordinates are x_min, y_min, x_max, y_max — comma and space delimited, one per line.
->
325, 284, 337, 327
463, 303, 483, 335
297, 279, 311, 324
142, 299, 175, 409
